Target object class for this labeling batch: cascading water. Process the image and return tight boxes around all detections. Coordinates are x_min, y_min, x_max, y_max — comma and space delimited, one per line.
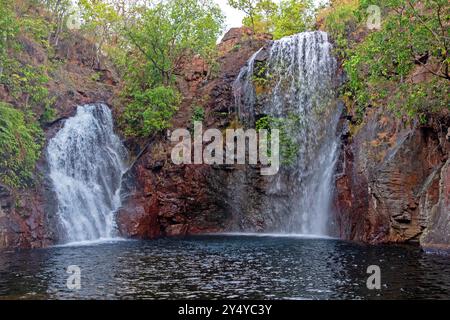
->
47, 103, 127, 243
233, 31, 340, 235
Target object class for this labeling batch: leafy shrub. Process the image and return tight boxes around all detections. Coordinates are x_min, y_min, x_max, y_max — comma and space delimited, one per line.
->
0, 103, 43, 189
122, 86, 181, 137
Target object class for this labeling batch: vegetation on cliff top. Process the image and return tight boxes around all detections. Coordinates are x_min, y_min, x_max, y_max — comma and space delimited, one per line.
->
76, 0, 224, 137
319, 0, 449, 122
0, 0, 59, 189
228, 0, 315, 39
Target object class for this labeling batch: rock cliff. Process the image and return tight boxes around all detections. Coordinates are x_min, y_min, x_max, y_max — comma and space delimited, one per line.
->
334, 108, 450, 251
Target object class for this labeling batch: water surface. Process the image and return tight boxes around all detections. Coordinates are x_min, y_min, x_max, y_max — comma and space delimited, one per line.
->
1, 235, 449, 299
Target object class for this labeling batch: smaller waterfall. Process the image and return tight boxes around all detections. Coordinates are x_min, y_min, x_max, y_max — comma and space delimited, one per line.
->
47, 104, 127, 243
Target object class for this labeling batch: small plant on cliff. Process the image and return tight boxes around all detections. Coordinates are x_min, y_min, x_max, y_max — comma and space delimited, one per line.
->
252, 61, 271, 86
192, 106, 206, 123
190, 105, 206, 133
0, 102, 43, 189
252, 60, 274, 95
256, 114, 301, 165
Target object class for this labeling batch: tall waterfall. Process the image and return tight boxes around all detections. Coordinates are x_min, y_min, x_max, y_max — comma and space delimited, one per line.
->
233, 31, 340, 235
47, 104, 127, 243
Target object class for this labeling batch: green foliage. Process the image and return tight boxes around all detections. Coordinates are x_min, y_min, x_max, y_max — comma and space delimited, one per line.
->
256, 114, 301, 165
229, 0, 313, 39
228, 0, 260, 32
122, 86, 181, 137
0, 1, 55, 114
321, 0, 449, 122
19, 13, 52, 47
78, 0, 121, 65
39, 103, 57, 124
91, 71, 101, 82
271, 0, 314, 39
192, 106, 206, 123
121, 0, 224, 86
0, 0, 19, 74
1, 60, 52, 111
320, 0, 361, 59
36, 0, 73, 45
252, 61, 272, 87
0, 102, 43, 189
190, 105, 206, 133
111, 0, 224, 137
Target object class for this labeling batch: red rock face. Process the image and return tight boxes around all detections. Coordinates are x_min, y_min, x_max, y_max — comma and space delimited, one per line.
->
334, 109, 450, 247
421, 159, 450, 252
116, 28, 271, 240
0, 186, 57, 248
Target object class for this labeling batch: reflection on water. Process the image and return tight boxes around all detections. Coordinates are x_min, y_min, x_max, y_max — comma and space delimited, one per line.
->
1, 235, 450, 299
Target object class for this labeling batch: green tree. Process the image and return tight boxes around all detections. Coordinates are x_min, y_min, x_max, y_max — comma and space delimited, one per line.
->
116, 0, 224, 137
228, 0, 260, 34
321, 0, 449, 121
78, 0, 121, 68
231, 0, 313, 39
242, 0, 278, 34
124, 0, 224, 85
33, 0, 73, 46
272, 0, 313, 39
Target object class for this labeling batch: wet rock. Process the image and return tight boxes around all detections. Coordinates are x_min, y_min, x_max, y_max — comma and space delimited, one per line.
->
421, 159, 450, 251
334, 109, 450, 247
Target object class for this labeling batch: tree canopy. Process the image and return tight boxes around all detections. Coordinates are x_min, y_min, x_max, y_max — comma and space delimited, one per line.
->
228, 0, 314, 39
321, 0, 449, 121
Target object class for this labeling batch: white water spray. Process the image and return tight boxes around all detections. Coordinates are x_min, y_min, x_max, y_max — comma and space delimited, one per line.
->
233, 31, 340, 235
47, 104, 127, 243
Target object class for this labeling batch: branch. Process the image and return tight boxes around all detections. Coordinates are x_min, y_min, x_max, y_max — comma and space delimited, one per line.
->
124, 28, 166, 75
406, 0, 442, 45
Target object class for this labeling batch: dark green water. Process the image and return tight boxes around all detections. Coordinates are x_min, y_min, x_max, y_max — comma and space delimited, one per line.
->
0, 235, 449, 299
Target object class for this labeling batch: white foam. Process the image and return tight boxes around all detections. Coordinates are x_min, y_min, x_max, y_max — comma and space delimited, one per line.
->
52, 237, 132, 248
209, 232, 336, 240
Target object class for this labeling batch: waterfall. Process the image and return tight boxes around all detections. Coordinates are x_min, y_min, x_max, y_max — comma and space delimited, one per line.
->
233, 31, 340, 235
47, 104, 127, 243
232, 47, 262, 122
